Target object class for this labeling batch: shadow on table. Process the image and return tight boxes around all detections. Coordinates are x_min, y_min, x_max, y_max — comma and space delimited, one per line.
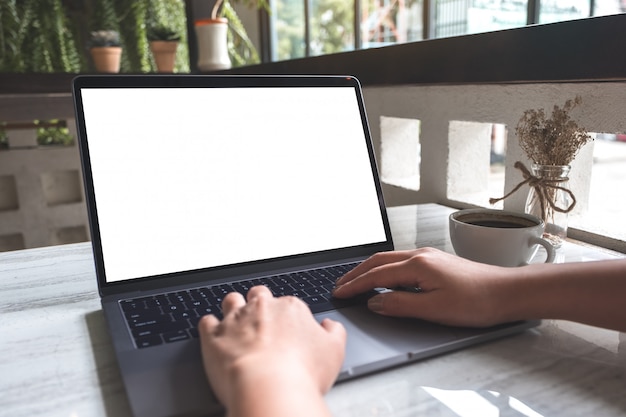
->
86, 310, 134, 417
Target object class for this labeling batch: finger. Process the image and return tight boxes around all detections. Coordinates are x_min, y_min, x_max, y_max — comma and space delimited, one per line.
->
197, 315, 225, 399
366, 291, 483, 327
197, 314, 220, 337
366, 291, 422, 316
246, 285, 273, 301
333, 258, 422, 298
335, 250, 420, 287
221, 291, 246, 316
318, 318, 347, 391
320, 318, 347, 346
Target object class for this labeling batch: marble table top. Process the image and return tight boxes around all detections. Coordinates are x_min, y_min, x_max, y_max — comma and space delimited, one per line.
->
1, 204, 625, 417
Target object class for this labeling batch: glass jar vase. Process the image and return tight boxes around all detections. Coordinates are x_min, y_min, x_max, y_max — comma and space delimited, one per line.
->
525, 164, 572, 248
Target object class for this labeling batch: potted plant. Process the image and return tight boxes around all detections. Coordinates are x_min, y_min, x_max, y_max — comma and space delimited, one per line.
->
89, 30, 122, 73
148, 24, 181, 73
195, 0, 268, 71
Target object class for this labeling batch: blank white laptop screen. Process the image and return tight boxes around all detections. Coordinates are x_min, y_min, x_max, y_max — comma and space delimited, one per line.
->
81, 87, 387, 283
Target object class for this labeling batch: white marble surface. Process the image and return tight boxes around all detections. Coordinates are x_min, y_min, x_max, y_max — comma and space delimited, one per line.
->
1, 204, 625, 417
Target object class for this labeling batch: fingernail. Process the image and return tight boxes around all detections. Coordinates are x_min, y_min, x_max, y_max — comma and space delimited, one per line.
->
332, 284, 343, 295
367, 295, 384, 313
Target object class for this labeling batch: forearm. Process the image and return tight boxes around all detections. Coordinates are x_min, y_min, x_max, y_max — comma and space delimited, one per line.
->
497, 258, 626, 331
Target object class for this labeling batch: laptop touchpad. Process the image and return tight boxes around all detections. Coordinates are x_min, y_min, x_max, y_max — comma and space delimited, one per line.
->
317, 306, 458, 379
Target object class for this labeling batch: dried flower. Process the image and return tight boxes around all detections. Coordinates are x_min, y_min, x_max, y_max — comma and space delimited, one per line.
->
516, 96, 592, 166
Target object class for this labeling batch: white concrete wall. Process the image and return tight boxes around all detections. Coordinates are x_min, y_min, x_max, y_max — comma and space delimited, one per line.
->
362, 82, 626, 214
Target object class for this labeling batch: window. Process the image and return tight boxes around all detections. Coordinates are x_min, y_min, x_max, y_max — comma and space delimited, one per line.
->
570, 132, 626, 242
447, 121, 507, 207
267, 0, 625, 61
380, 116, 421, 191
362, 0, 424, 46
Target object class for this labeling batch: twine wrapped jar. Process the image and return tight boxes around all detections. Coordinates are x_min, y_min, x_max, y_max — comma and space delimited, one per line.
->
524, 164, 573, 248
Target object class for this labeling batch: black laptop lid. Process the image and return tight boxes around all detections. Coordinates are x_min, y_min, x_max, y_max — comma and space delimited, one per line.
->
72, 75, 393, 295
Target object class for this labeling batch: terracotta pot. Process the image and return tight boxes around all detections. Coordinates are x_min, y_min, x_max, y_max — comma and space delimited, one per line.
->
150, 41, 178, 73
90, 46, 122, 73
195, 18, 231, 71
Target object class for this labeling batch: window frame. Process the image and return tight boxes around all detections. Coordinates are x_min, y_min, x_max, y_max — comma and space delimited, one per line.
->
259, 0, 599, 63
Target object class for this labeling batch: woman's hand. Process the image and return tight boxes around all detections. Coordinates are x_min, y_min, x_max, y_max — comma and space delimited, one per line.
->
333, 247, 512, 327
198, 285, 346, 417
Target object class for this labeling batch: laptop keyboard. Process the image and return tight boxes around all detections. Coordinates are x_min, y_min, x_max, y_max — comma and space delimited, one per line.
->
121, 262, 360, 349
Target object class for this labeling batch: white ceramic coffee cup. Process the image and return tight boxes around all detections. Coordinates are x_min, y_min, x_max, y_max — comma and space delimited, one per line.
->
449, 208, 556, 267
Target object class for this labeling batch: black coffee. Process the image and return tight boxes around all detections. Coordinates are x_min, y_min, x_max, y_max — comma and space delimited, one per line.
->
465, 219, 526, 228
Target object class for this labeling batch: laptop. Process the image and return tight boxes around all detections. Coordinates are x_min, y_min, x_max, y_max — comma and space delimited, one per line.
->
72, 74, 538, 417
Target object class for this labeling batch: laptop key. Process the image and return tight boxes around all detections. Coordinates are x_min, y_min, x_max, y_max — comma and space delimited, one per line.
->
191, 287, 211, 299
302, 295, 328, 305
212, 284, 235, 296
274, 275, 295, 285
172, 310, 196, 321
163, 330, 191, 343
132, 327, 161, 338
189, 299, 207, 308
304, 286, 326, 296
174, 291, 194, 301
144, 298, 163, 308
164, 303, 187, 312
188, 315, 203, 328
120, 300, 145, 312
205, 295, 224, 306
288, 289, 308, 298
194, 306, 222, 320
135, 334, 163, 348
129, 315, 170, 329
270, 285, 293, 296
308, 301, 336, 314
232, 282, 252, 294
124, 307, 164, 320
293, 281, 314, 290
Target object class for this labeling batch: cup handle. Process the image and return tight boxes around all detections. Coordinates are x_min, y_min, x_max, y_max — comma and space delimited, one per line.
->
530, 236, 556, 263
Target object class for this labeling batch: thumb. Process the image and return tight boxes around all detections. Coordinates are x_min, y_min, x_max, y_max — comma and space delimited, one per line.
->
320, 318, 347, 347
319, 318, 347, 392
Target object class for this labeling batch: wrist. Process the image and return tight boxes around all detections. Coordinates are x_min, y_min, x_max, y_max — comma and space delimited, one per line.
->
225, 355, 330, 417
491, 262, 566, 324
487, 265, 539, 324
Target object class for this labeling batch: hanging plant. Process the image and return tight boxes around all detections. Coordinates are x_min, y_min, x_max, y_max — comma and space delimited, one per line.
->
0, 0, 81, 72
1, 0, 189, 73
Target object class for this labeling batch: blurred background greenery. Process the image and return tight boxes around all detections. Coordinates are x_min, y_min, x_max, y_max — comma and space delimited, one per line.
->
0, 0, 189, 73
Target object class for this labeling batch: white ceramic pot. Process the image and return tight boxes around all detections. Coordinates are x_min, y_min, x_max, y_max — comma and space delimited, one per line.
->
195, 18, 231, 71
